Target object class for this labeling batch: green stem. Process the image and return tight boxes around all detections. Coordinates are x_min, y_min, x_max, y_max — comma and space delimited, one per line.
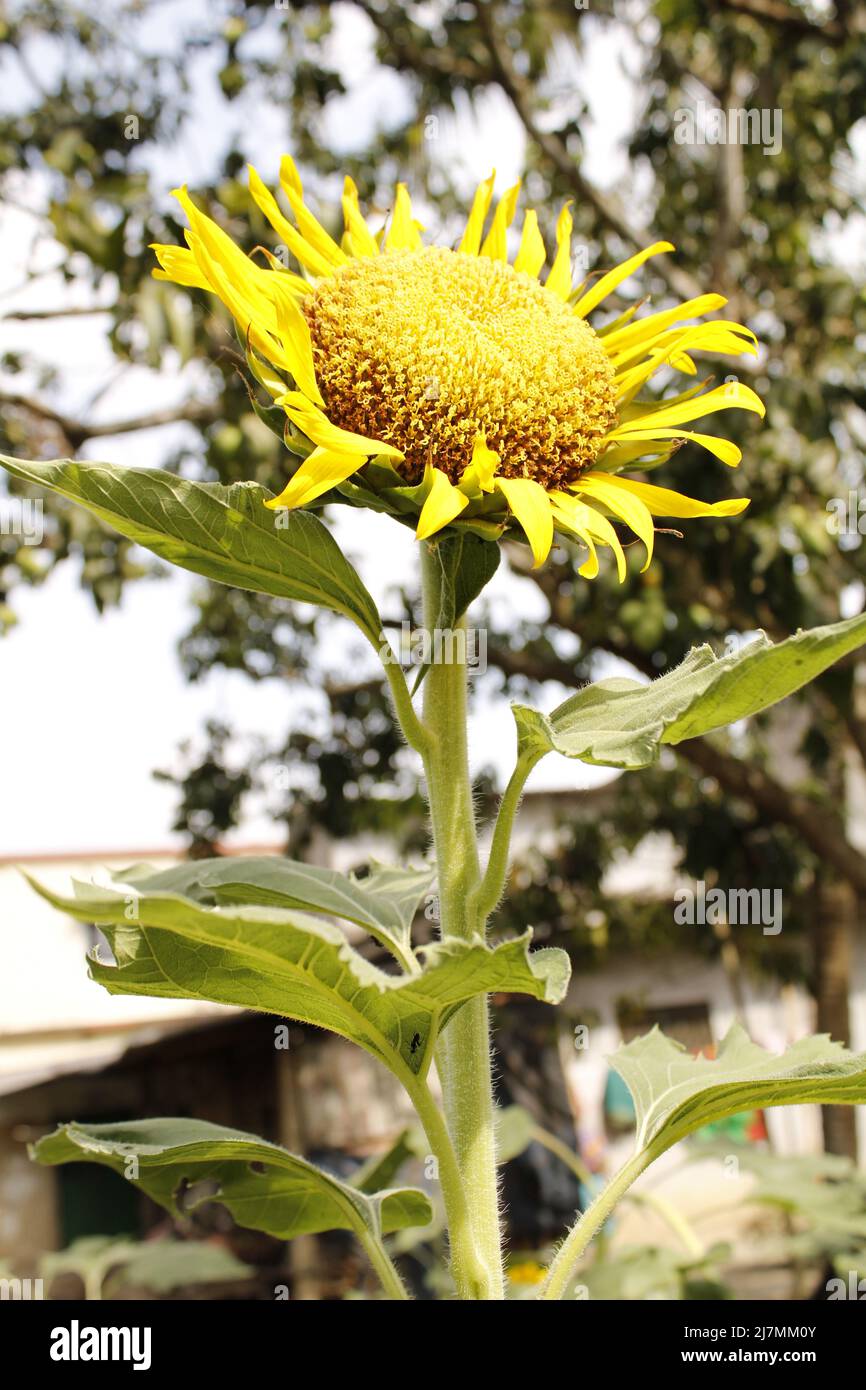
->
530, 1123, 595, 1190
381, 648, 431, 757
405, 1074, 492, 1300
539, 1149, 653, 1300
473, 750, 541, 925
356, 1226, 412, 1301
629, 1190, 705, 1259
419, 542, 504, 1301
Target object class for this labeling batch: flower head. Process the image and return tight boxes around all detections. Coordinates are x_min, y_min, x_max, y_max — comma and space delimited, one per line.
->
153, 160, 764, 577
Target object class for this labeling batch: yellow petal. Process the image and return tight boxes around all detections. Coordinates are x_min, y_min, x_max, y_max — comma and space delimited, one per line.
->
265, 447, 362, 510
267, 278, 324, 406
279, 155, 304, 200
279, 177, 347, 269
589, 474, 750, 518
606, 428, 742, 467
609, 381, 765, 436
150, 243, 211, 289
176, 211, 289, 368
249, 245, 312, 294
613, 347, 683, 403
667, 350, 697, 374
481, 181, 520, 261
550, 496, 599, 578
595, 301, 645, 337
497, 477, 555, 567
513, 209, 546, 279
545, 202, 574, 300
173, 188, 271, 314
572, 241, 675, 318
386, 184, 424, 252
461, 433, 499, 495
183, 233, 312, 390
573, 474, 656, 571
342, 177, 379, 257
458, 172, 496, 256
277, 390, 403, 459
551, 493, 626, 582
246, 348, 288, 401
416, 468, 469, 539
247, 166, 337, 279
612, 324, 756, 390
574, 533, 599, 578
604, 294, 727, 354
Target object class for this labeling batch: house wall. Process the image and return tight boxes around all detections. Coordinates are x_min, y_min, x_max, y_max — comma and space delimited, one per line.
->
561, 951, 825, 1161
0, 1127, 57, 1271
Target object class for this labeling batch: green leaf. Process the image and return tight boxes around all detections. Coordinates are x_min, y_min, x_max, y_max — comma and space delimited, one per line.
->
0, 455, 382, 644
28, 876, 570, 1079
32, 1118, 431, 1241
581, 1243, 733, 1302
612, 1023, 866, 1158
692, 1143, 866, 1242
112, 856, 433, 962
514, 612, 866, 770
351, 1127, 424, 1195
442, 531, 501, 624
110, 1240, 253, 1294
494, 1105, 536, 1164
42, 1236, 254, 1298
40, 1236, 143, 1300
409, 530, 498, 692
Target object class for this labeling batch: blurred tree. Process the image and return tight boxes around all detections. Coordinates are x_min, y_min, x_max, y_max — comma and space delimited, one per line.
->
2, 0, 865, 1155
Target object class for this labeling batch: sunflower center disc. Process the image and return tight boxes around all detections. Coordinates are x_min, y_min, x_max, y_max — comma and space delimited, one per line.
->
303, 246, 618, 487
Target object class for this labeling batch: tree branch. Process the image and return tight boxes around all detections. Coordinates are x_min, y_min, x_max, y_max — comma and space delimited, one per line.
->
475, 0, 704, 302
717, 0, 850, 42
0, 390, 218, 450
2, 305, 112, 322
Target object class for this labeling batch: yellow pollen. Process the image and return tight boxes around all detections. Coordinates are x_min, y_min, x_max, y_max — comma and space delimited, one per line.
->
303, 246, 618, 487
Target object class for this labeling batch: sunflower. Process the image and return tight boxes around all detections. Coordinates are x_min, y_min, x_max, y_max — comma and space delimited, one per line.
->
152, 160, 764, 577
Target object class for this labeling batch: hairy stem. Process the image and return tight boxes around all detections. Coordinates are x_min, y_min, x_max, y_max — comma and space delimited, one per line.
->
539, 1149, 653, 1300
473, 749, 541, 925
404, 1074, 492, 1300
419, 541, 504, 1300
380, 647, 431, 757
356, 1226, 412, 1300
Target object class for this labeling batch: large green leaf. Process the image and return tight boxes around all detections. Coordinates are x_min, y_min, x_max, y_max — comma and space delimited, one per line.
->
580, 1243, 733, 1303
41, 1236, 252, 1298
112, 856, 433, 962
0, 455, 382, 644
32, 1118, 431, 1241
111, 1240, 253, 1295
28, 876, 569, 1079
612, 1023, 866, 1157
440, 531, 501, 625
541, 1024, 866, 1299
514, 612, 866, 770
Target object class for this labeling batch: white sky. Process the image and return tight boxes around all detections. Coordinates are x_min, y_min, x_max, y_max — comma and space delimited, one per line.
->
2, 4, 860, 857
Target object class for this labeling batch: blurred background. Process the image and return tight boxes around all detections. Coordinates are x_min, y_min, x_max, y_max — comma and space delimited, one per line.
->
1, 0, 866, 1300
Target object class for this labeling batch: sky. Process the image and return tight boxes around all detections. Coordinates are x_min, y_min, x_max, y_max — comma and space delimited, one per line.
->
7, 2, 859, 857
